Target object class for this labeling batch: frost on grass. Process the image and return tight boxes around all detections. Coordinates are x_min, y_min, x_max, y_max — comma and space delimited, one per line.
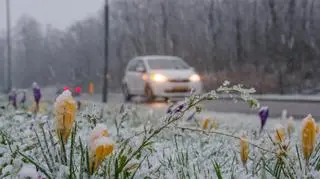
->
0, 85, 318, 179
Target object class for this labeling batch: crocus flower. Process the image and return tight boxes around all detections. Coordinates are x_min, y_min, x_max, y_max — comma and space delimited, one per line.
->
259, 106, 269, 134
240, 136, 249, 166
8, 89, 17, 109
301, 114, 317, 161
88, 126, 114, 174
281, 109, 287, 120
54, 90, 77, 143
187, 111, 196, 121
166, 105, 173, 114
287, 116, 295, 138
274, 124, 285, 143
202, 118, 210, 129
32, 82, 41, 112
201, 118, 218, 130
174, 102, 186, 113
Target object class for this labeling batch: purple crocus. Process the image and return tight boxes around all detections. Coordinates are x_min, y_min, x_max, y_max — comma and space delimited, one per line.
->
166, 104, 174, 114
8, 90, 17, 109
186, 111, 196, 120
32, 82, 41, 112
32, 83, 41, 103
259, 106, 269, 134
166, 102, 186, 115
174, 103, 186, 113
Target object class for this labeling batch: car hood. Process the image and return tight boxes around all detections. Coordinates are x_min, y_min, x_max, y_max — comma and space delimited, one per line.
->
150, 69, 195, 79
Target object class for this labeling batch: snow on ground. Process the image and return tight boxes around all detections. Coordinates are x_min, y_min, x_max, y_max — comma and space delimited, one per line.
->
0, 96, 318, 179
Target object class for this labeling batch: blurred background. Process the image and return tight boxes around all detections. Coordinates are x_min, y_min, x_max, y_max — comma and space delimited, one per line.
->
0, 0, 320, 94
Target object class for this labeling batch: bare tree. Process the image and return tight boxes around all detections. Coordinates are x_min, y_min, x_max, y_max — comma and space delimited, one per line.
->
2, 0, 320, 93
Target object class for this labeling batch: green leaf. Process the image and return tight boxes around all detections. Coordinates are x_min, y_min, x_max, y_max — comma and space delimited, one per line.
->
119, 155, 128, 169
34, 130, 53, 173
79, 138, 84, 179
212, 160, 223, 179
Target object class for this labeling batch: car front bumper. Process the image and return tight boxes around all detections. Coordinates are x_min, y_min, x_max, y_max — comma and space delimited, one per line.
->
149, 81, 202, 97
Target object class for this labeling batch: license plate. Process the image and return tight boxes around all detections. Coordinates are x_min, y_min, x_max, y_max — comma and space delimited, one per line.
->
173, 86, 189, 91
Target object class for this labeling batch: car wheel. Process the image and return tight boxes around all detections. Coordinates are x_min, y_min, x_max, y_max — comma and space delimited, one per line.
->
122, 83, 132, 102
145, 85, 155, 103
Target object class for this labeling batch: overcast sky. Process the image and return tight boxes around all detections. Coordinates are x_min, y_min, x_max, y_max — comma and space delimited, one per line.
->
0, 0, 104, 31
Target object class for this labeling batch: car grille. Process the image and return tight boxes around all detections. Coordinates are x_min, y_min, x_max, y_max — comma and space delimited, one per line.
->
168, 79, 190, 83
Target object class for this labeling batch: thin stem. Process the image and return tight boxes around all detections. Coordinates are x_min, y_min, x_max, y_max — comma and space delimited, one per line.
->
175, 126, 276, 154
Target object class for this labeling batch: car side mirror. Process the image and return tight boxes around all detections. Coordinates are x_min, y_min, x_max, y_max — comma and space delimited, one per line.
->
136, 66, 145, 73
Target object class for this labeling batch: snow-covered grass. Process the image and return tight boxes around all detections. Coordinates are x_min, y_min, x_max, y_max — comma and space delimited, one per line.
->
0, 83, 320, 179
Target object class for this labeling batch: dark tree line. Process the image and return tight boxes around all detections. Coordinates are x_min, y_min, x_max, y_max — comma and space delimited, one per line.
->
0, 0, 320, 93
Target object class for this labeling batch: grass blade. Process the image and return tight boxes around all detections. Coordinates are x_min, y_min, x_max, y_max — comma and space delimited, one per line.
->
34, 130, 53, 173
69, 123, 77, 179
295, 144, 303, 171
212, 160, 223, 179
18, 151, 52, 179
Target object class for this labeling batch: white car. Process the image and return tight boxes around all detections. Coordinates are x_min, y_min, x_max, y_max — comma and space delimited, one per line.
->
122, 55, 202, 102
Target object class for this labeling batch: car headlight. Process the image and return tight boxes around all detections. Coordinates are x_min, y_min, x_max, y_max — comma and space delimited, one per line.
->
150, 73, 168, 82
189, 74, 200, 82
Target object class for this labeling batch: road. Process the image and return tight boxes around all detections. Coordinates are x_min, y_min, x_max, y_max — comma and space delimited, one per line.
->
203, 100, 320, 118
78, 93, 320, 119
39, 88, 320, 119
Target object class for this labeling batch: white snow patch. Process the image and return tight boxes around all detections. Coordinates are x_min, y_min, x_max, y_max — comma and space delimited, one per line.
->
92, 137, 114, 151
88, 124, 108, 142
18, 165, 38, 179
54, 90, 73, 108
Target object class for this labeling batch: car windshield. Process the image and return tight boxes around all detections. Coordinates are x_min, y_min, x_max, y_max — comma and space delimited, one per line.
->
147, 59, 190, 70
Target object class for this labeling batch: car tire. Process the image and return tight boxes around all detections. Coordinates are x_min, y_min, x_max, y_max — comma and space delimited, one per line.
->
145, 85, 155, 103
122, 83, 132, 102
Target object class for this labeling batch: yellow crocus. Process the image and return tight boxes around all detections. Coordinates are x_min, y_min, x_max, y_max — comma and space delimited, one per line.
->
212, 119, 219, 129
274, 124, 285, 143
89, 137, 114, 174
240, 136, 249, 166
301, 114, 317, 161
201, 118, 218, 130
54, 90, 77, 143
202, 118, 210, 130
